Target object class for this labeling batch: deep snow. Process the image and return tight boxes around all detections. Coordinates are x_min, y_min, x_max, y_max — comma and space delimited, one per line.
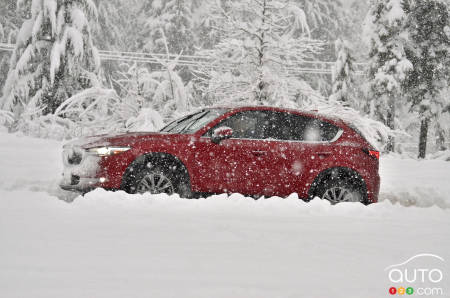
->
1, 132, 449, 298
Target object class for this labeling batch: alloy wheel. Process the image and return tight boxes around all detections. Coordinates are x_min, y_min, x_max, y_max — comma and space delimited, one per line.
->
322, 187, 360, 203
137, 172, 175, 195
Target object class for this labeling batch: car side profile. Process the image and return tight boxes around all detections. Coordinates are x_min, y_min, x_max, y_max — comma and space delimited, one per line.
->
60, 106, 380, 204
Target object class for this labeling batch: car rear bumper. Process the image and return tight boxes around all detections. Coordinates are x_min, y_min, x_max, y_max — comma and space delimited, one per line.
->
366, 172, 380, 203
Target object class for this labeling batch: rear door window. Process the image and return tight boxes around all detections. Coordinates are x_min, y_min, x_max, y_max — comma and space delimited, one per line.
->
266, 112, 340, 142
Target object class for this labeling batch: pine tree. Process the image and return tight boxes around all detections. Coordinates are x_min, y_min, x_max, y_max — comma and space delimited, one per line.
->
403, 0, 449, 158
93, 0, 140, 88
348, 0, 370, 60
295, 0, 348, 42
292, 0, 350, 96
136, 0, 196, 83
190, 0, 223, 50
1, 0, 100, 122
330, 38, 356, 105
0, 0, 22, 98
196, 0, 322, 107
137, 0, 195, 55
367, 0, 412, 152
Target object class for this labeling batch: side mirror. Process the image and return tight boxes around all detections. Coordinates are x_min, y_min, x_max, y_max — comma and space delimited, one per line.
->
211, 126, 233, 144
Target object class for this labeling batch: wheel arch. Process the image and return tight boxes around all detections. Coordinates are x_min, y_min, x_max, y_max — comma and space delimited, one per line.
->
308, 167, 368, 202
120, 152, 191, 193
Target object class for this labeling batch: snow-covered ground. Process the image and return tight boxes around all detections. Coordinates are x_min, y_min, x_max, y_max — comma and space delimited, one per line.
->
1, 132, 449, 298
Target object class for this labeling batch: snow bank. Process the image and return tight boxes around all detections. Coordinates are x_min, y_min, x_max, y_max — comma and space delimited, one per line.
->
1, 190, 449, 298
380, 156, 450, 209
0, 132, 63, 192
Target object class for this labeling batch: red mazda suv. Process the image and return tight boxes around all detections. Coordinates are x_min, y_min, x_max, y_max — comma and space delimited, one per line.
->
60, 106, 380, 204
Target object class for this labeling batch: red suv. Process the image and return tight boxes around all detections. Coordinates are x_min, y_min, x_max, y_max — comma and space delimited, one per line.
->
60, 106, 380, 204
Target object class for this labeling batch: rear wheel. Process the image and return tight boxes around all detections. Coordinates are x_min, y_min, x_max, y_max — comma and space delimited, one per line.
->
316, 177, 366, 204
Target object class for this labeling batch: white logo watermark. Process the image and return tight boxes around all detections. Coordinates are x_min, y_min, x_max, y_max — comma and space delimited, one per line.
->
385, 254, 446, 296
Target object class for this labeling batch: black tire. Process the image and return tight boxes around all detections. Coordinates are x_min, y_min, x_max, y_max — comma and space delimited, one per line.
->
315, 176, 366, 204
129, 163, 192, 198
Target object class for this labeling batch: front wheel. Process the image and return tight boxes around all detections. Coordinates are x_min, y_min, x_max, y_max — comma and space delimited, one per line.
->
136, 168, 175, 195
130, 165, 192, 198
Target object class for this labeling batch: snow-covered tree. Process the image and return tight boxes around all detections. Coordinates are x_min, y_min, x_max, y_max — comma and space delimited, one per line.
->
347, 0, 370, 60
402, 0, 449, 158
92, 0, 140, 88
0, 0, 21, 43
1, 0, 100, 124
195, 0, 323, 107
295, 0, 349, 42
115, 31, 191, 121
330, 38, 356, 105
190, 0, 224, 50
135, 0, 196, 83
283, 0, 349, 97
366, 0, 412, 152
137, 0, 195, 55
93, 0, 136, 52
0, 0, 22, 98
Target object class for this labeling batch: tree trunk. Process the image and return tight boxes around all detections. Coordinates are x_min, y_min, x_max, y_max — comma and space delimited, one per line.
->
256, 0, 267, 105
435, 122, 446, 151
385, 97, 395, 152
418, 118, 429, 159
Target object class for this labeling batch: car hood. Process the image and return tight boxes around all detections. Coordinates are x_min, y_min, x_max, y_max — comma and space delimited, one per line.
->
64, 131, 187, 149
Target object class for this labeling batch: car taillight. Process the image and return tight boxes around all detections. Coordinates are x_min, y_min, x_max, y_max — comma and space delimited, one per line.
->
363, 148, 380, 159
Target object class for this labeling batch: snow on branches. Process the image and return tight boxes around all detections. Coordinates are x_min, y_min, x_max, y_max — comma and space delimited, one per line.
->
1, 0, 100, 123
330, 38, 356, 104
195, 0, 323, 107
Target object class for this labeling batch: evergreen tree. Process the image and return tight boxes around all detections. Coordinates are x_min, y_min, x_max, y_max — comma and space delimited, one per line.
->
403, 0, 449, 158
0, 0, 22, 98
1, 0, 100, 122
294, 0, 350, 96
136, 0, 196, 82
93, 0, 140, 88
196, 0, 322, 107
190, 0, 223, 50
295, 0, 348, 43
330, 38, 356, 105
137, 0, 195, 55
348, 0, 370, 60
93, 0, 136, 52
366, 0, 412, 152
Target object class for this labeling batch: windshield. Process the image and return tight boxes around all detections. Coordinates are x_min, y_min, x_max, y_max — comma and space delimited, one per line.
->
160, 109, 229, 134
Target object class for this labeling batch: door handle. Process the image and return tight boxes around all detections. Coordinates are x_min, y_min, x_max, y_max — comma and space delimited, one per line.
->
252, 150, 267, 156
317, 152, 332, 159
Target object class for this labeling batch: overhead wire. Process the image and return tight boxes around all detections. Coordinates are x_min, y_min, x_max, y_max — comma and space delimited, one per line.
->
0, 42, 368, 75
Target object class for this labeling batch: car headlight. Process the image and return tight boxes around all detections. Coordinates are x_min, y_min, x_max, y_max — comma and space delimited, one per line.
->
87, 146, 131, 156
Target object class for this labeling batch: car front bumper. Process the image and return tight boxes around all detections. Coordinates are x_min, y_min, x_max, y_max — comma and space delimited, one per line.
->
59, 177, 103, 193
59, 145, 104, 193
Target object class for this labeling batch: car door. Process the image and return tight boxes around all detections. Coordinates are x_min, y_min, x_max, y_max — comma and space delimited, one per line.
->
189, 110, 271, 195
253, 112, 341, 197
249, 111, 311, 197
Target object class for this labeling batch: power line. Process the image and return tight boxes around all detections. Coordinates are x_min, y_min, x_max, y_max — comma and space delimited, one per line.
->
0, 42, 368, 76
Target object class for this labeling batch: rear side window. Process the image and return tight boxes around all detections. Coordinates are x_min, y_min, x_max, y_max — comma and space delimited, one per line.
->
310, 119, 340, 142
276, 113, 340, 142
